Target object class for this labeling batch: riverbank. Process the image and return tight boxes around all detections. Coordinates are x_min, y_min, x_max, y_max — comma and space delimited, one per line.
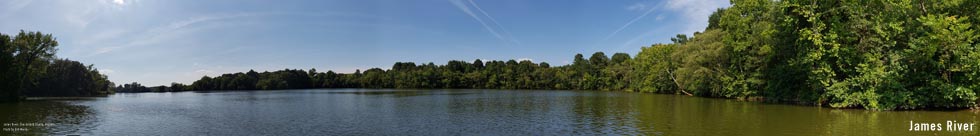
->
103, 88, 980, 111
24, 96, 107, 100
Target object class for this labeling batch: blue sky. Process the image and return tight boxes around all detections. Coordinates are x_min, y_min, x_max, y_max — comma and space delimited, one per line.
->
0, 0, 729, 86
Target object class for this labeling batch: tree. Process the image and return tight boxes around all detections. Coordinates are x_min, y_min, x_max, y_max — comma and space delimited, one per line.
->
589, 52, 610, 68
0, 33, 15, 101
610, 53, 630, 64
671, 30, 729, 97
26, 59, 113, 96
706, 8, 726, 30
473, 59, 484, 69
670, 34, 690, 44
116, 82, 150, 93
631, 44, 677, 93
0, 31, 59, 101
717, 0, 778, 99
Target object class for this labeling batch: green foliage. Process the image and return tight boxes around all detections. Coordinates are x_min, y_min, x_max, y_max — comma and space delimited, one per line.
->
718, 0, 779, 99
671, 30, 730, 97
610, 53, 631, 64
165, 51, 636, 92
631, 44, 677, 93
902, 14, 979, 108
0, 31, 114, 101
0, 33, 15, 101
617, 0, 979, 110
589, 52, 610, 68
25, 59, 114, 96
1, 31, 60, 101
116, 82, 151, 92
670, 34, 690, 44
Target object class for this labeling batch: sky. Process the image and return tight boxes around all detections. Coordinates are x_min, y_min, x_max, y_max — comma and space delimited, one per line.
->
0, 0, 730, 86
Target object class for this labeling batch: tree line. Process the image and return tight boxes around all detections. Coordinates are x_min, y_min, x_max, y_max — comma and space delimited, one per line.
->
126, 52, 636, 92
1, 31, 115, 102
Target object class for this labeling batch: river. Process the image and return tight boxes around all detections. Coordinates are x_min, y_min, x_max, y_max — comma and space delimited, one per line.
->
1, 89, 977, 135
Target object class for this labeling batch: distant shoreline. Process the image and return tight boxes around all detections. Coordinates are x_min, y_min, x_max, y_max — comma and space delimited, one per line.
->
25, 96, 105, 100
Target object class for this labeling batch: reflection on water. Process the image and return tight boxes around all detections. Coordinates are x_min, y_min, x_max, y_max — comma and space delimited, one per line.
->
0, 100, 98, 135
327, 89, 477, 97
0, 89, 977, 135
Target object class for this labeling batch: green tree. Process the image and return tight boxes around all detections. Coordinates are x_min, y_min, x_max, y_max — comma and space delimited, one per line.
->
589, 52, 610, 68
26, 59, 113, 96
671, 30, 730, 97
0, 31, 59, 101
610, 53, 630, 64
631, 44, 678, 93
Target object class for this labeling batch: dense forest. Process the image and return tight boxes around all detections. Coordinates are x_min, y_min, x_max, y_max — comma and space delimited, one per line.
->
0, 31, 115, 102
639, 0, 980, 110
132, 52, 635, 92
4, 0, 979, 110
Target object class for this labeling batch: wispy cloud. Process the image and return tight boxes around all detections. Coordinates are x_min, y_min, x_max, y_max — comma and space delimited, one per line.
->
63, 0, 135, 29
626, 3, 647, 11
0, 0, 34, 18
600, 2, 661, 41
449, 0, 519, 46
614, 0, 729, 51
91, 11, 391, 56
76, 29, 127, 47
92, 13, 261, 55
467, 0, 520, 46
618, 26, 668, 51
63, 2, 105, 30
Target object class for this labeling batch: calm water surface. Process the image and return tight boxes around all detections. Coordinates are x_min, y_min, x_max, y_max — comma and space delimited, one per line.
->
1, 89, 977, 135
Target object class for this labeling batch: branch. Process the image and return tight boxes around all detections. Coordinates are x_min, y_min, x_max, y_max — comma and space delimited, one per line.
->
665, 68, 693, 96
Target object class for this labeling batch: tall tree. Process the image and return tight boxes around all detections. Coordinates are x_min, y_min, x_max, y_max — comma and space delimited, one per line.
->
1, 31, 59, 101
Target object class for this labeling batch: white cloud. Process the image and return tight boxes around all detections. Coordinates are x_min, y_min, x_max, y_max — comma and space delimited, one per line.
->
112, 0, 125, 5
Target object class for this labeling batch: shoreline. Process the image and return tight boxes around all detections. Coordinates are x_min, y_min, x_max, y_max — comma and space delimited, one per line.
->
106, 88, 980, 111
24, 96, 106, 100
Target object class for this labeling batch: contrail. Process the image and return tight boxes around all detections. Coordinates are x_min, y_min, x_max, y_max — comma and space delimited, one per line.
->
466, 0, 520, 45
601, 3, 660, 41
450, 0, 515, 46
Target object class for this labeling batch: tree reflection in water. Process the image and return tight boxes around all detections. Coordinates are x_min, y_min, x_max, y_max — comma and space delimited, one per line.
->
0, 100, 97, 135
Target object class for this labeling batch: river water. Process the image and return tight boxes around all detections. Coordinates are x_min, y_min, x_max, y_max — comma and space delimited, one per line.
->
1, 89, 977, 135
